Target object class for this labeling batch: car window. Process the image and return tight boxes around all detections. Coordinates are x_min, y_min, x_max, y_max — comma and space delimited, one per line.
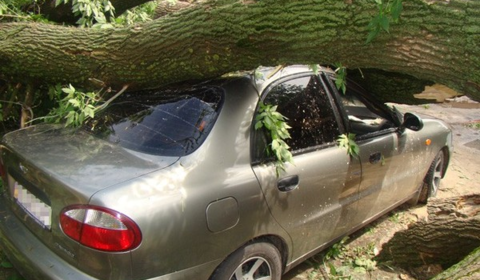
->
339, 82, 395, 137
253, 75, 340, 162
83, 86, 224, 156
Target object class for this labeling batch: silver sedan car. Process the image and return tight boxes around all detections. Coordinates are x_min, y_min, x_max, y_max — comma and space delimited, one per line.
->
0, 65, 452, 280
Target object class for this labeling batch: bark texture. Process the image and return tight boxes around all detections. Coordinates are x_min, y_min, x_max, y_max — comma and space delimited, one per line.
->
155, 0, 193, 18
1, 0, 480, 101
376, 195, 480, 279
432, 247, 480, 280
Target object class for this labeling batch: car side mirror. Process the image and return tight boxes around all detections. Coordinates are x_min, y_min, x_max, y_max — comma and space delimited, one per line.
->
401, 112, 424, 131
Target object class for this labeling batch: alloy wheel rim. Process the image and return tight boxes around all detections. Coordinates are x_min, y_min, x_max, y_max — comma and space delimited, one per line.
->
230, 256, 272, 280
431, 153, 444, 196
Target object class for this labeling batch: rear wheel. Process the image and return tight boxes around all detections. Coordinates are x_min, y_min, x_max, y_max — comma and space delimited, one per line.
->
210, 242, 282, 280
418, 151, 445, 204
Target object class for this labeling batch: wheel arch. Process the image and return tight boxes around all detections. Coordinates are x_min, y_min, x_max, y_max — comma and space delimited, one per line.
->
208, 234, 289, 280
258, 235, 289, 272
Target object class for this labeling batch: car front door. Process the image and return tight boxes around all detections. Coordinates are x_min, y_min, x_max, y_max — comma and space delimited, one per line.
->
251, 74, 362, 262
325, 76, 420, 224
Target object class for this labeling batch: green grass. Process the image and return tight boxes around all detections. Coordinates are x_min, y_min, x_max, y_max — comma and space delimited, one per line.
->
466, 122, 480, 130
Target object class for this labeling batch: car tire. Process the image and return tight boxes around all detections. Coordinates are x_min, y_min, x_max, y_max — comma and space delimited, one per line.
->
418, 151, 445, 204
210, 242, 282, 280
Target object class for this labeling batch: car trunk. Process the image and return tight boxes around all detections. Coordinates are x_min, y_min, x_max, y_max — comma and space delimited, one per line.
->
0, 124, 179, 275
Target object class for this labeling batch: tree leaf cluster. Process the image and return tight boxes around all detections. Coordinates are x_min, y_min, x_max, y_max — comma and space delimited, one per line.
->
255, 102, 293, 176
337, 133, 359, 158
44, 84, 100, 127
56, 0, 116, 27
114, 1, 156, 26
366, 0, 403, 44
324, 238, 378, 279
1, 0, 156, 26
0, 0, 45, 22
334, 64, 347, 94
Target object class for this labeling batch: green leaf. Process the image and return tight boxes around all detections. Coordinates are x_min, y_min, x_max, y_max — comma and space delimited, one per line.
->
1, 260, 13, 268
84, 106, 95, 118
254, 121, 263, 130
94, 15, 106, 24
55, 0, 65, 7
62, 84, 75, 95
379, 15, 390, 32
334, 64, 347, 94
341, 83, 347, 95
337, 133, 359, 157
366, 28, 379, 44
104, 1, 112, 12
391, 0, 403, 22
352, 144, 360, 157
78, 112, 85, 124
65, 112, 74, 127
271, 139, 280, 150
281, 149, 293, 163
68, 99, 80, 107
353, 266, 367, 274
328, 263, 338, 276
368, 14, 381, 29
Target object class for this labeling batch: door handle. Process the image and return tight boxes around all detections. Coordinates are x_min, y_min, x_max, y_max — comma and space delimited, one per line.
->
369, 152, 382, 164
277, 175, 299, 192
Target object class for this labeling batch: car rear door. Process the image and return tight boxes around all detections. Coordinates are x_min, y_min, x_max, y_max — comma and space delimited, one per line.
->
251, 74, 362, 261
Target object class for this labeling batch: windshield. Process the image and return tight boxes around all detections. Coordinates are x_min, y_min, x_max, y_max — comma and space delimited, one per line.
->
83, 86, 224, 156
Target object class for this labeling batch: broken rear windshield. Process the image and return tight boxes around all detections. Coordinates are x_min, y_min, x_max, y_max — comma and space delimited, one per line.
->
83, 86, 224, 156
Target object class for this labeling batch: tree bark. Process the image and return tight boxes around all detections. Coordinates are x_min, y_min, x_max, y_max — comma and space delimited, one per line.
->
432, 247, 480, 280
1, 0, 479, 101
154, 0, 192, 19
376, 194, 480, 279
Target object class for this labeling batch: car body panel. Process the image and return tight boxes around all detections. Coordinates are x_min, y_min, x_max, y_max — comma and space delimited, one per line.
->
1, 124, 179, 194
354, 131, 403, 221
252, 146, 358, 262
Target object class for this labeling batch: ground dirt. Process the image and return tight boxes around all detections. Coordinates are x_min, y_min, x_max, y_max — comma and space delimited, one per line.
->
0, 88, 479, 280
284, 92, 480, 280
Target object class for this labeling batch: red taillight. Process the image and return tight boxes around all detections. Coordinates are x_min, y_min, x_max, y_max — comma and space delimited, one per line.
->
60, 205, 142, 252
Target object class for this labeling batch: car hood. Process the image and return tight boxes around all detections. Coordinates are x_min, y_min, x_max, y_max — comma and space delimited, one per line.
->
2, 124, 179, 194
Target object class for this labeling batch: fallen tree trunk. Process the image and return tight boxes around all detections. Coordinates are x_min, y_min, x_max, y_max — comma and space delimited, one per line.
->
1, 0, 480, 101
376, 194, 480, 279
